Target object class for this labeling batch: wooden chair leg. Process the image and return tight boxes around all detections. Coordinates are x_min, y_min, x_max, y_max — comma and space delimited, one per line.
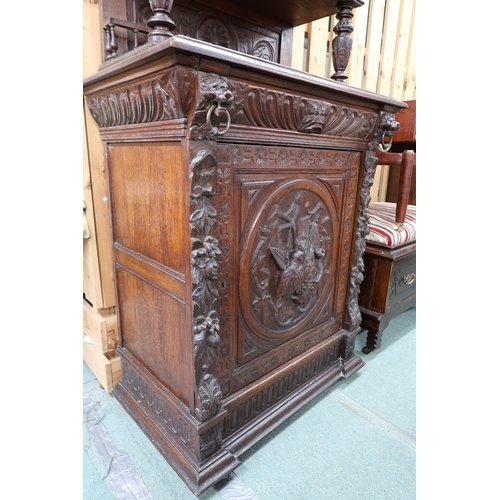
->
361, 317, 389, 354
362, 326, 381, 354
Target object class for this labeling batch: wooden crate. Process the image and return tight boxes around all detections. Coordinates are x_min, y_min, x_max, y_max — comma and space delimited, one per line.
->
83, 335, 122, 393
83, 0, 120, 391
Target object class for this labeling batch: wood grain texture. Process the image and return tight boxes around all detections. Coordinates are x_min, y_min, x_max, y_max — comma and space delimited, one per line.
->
84, 22, 405, 494
107, 141, 189, 274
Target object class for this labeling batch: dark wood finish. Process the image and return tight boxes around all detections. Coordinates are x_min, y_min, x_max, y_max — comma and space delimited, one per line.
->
197, 0, 365, 28
147, 0, 176, 42
99, 0, 311, 67
391, 100, 416, 145
331, 1, 364, 82
359, 102, 416, 354
376, 150, 415, 223
84, 2, 405, 493
359, 242, 416, 353
385, 100, 416, 205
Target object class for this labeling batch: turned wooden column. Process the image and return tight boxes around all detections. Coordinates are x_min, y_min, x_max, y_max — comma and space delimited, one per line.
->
147, 0, 175, 42
331, 0, 365, 82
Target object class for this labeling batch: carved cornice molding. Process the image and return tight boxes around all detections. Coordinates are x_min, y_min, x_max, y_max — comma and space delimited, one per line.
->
86, 67, 196, 128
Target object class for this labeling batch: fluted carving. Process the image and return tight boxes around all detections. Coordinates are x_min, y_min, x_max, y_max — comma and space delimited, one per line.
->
87, 68, 195, 128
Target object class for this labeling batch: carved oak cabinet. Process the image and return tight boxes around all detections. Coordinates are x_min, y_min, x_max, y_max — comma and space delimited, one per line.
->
83, 0, 405, 494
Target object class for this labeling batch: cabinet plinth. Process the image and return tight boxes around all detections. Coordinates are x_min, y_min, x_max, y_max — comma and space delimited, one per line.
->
83, 34, 404, 495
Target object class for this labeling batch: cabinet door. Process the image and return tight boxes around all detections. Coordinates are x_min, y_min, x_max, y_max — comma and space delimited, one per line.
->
211, 144, 362, 394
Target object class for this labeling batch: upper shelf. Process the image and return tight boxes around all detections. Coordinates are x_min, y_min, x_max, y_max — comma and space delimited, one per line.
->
194, 0, 365, 28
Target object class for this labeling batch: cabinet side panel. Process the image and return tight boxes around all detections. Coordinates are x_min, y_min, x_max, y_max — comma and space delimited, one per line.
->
108, 142, 188, 274
116, 266, 193, 405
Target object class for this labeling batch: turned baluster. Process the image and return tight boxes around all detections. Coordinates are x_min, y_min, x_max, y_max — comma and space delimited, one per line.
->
331, 0, 364, 82
104, 23, 118, 59
104, 22, 118, 59
147, 0, 176, 43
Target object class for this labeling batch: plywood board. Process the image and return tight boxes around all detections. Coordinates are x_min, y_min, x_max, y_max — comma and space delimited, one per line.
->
83, 113, 102, 307
84, 102, 116, 309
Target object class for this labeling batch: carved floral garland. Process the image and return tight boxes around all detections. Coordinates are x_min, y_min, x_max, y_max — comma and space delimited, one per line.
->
189, 149, 224, 423
345, 112, 399, 331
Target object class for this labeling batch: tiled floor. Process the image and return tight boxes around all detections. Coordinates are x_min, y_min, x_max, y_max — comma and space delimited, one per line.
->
83, 307, 416, 499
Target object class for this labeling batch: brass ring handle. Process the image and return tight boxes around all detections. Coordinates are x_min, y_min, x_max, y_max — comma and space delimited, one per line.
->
379, 130, 393, 152
403, 273, 416, 285
206, 103, 231, 137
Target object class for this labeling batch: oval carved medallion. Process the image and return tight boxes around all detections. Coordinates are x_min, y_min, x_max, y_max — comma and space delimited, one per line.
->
240, 180, 336, 343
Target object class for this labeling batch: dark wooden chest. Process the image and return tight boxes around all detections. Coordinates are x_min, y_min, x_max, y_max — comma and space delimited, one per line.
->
83, 2, 405, 493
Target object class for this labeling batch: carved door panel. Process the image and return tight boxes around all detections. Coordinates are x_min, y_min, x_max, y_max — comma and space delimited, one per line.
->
213, 144, 361, 393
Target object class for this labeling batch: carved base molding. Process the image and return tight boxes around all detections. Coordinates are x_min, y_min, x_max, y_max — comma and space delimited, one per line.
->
113, 332, 363, 494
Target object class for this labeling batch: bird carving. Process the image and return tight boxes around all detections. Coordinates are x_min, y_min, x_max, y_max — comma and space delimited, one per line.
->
269, 208, 326, 306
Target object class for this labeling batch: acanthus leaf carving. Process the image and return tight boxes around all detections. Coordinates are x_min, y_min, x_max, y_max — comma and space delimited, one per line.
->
195, 374, 223, 422
227, 83, 377, 139
87, 67, 195, 128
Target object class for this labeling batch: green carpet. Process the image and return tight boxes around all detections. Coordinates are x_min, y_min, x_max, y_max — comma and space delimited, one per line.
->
83, 307, 416, 499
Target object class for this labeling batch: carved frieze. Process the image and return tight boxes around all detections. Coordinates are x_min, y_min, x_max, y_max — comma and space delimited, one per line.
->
232, 319, 337, 391
86, 68, 195, 128
232, 145, 355, 169
223, 340, 341, 439
229, 84, 378, 139
190, 75, 378, 141
120, 356, 197, 456
171, 4, 279, 61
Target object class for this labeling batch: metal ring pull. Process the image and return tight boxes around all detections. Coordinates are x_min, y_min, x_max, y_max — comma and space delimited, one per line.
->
378, 130, 393, 152
206, 103, 231, 137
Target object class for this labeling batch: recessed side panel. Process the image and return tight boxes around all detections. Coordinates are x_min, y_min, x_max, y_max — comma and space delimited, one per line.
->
107, 141, 188, 275
115, 265, 193, 406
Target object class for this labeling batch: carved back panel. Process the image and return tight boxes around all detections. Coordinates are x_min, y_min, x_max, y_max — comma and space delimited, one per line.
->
125, 0, 283, 62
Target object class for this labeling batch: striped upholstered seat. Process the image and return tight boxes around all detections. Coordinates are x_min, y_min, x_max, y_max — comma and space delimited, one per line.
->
365, 202, 416, 247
